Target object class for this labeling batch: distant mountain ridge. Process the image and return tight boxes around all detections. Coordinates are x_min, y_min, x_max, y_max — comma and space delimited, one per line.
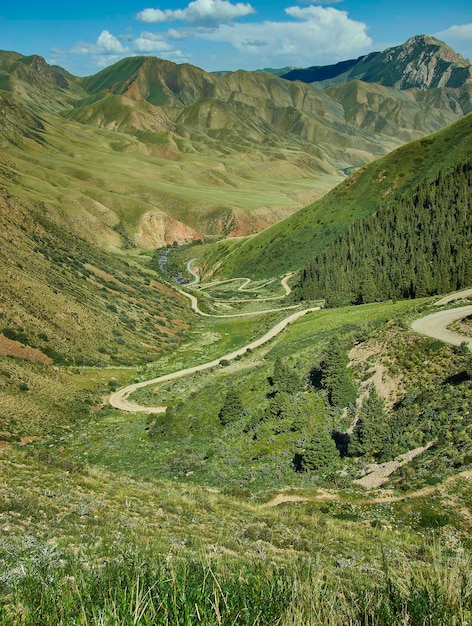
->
282, 35, 472, 91
0, 34, 471, 250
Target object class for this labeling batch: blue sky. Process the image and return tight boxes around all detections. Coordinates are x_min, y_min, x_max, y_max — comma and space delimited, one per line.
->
1, 0, 471, 76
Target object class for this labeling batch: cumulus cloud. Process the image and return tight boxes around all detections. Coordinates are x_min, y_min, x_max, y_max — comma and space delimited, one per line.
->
436, 23, 472, 41
71, 30, 128, 56
96, 30, 127, 54
134, 32, 174, 52
203, 5, 371, 66
69, 28, 187, 69
137, 0, 255, 27
435, 23, 472, 61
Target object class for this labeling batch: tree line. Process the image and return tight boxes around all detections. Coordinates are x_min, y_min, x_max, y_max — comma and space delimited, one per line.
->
294, 160, 472, 306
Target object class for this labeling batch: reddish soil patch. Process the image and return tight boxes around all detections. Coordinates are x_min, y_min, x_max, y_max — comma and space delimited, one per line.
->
150, 279, 185, 301
0, 335, 52, 364
84, 264, 136, 292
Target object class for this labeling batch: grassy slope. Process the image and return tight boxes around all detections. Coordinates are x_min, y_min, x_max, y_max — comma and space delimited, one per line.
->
1, 292, 472, 623
196, 112, 472, 279
1, 98, 333, 246
1, 49, 470, 252
1, 51, 472, 623
0, 188, 195, 442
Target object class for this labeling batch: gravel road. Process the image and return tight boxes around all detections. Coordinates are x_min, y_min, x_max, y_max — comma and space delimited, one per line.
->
411, 305, 472, 348
109, 306, 320, 413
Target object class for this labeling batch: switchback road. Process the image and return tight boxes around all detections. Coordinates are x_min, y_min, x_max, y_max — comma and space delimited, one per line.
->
109, 306, 320, 413
411, 305, 472, 349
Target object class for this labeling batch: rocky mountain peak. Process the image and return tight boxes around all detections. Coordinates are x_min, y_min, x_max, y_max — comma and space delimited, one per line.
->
381, 35, 472, 90
282, 34, 472, 91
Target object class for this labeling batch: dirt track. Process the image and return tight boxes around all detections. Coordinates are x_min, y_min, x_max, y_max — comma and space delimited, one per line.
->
411, 305, 472, 348
434, 288, 472, 306
262, 469, 472, 508
109, 305, 319, 413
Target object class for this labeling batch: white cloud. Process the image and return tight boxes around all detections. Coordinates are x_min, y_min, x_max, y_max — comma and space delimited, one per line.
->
203, 5, 371, 67
134, 32, 174, 52
137, 0, 256, 27
71, 30, 128, 56
69, 28, 187, 69
436, 23, 472, 41
96, 30, 127, 54
435, 23, 472, 62
137, 8, 169, 23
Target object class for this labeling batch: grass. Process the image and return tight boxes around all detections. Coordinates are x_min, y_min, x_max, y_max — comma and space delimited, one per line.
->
1, 291, 472, 623
2, 54, 472, 623
0, 97, 337, 252
25, 297, 444, 492
0, 191, 193, 371
1, 493, 471, 625
194, 113, 472, 279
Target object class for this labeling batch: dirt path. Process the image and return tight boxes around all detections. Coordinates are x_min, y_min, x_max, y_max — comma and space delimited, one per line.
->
263, 469, 472, 508
411, 305, 472, 348
186, 259, 200, 285
354, 443, 434, 489
434, 288, 472, 306
177, 264, 298, 318
176, 286, 301, 318
188, 260, 293, 304
109, 306, 319, 413
110, 264, 315, 412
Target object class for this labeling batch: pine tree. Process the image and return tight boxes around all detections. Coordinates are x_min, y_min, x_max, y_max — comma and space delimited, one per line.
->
297, 425, 339, 471
320, 338, 357, 408
272, 356, 302, 394
349, 387, 391, 459
218, 388, 244, 426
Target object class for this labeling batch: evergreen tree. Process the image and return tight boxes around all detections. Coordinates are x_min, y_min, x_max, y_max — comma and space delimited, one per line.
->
218, 388, 244, 426
264, 390, 292, 421
349, 387, 391, 459
320, 338, 357, 408
272, 356, 302, 394
296, 425, 339, 471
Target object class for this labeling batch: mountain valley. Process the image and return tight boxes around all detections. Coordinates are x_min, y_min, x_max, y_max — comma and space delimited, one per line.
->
0, 34, 471, 624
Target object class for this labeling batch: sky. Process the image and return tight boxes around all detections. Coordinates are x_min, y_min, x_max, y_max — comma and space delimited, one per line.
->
1, 0, 471, 76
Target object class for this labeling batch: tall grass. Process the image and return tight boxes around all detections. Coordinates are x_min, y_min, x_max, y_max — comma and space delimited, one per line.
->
1, 545, 471, 625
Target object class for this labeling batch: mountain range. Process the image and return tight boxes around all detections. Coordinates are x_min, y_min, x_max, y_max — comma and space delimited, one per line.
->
0, 35, 471, 251
1, 32, 472, 622
281, 35, 472, 90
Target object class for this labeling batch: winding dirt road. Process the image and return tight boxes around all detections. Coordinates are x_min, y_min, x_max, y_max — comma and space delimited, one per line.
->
178, 263, 298, 318
110, 265, 313, 413
186, 259, 200, 285
411, 305, 472, 349
111, 265, 471, 416
109, 306, 320, 413
177, 286, 300, 318
187, 260, 293, 304
434, 288, 472, 306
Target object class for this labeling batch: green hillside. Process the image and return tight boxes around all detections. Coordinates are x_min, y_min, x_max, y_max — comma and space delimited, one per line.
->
2, 288, 472, 623
294, 159, 471, 305
1, 40, 472, 624
196, 112, 472, 279
2, 43, 471, 252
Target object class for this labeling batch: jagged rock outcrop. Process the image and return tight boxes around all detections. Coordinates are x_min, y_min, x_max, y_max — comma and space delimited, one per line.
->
283, 35, 472, 91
